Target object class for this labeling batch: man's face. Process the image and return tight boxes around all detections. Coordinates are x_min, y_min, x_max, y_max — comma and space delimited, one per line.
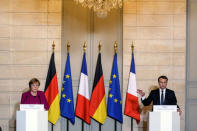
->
158, 78, 168, 90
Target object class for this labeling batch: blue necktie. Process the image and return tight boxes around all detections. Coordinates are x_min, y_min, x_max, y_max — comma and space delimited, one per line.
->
161, 90, 164, 105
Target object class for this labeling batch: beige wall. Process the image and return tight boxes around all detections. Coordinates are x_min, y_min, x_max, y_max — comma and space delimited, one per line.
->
0, 0, 186, 130
122, 0, 186, 131
0, 0, 62, 130
187, 0, 197, 130
62, 0, 123, 130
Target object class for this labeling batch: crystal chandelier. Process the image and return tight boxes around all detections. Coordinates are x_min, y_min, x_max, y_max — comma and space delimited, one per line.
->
74, 0, 123, 18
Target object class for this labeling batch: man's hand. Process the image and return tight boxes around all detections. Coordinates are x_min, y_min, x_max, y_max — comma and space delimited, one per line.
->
137, 89, 145, 97
177, 108, 182, 116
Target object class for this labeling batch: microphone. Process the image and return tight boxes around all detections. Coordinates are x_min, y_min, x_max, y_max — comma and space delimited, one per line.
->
38, 95, 41, 104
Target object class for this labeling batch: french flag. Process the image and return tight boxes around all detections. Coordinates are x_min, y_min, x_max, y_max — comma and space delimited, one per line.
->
124, 51, 140, 123
75, 52, 90, 124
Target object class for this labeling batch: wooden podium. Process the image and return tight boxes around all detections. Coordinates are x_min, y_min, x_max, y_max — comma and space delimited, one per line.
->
148, 105, 180, 131
16, 104, 48, 131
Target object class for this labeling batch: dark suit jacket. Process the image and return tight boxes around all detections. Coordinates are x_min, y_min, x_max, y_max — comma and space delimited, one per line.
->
142, 88, 179, 108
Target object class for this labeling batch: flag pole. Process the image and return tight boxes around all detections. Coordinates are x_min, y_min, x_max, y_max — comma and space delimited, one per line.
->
98, 41, 101, 53
67, 41, 70, 131
82, 121, 84, 131
67, 41, 70, 53
81, 41, 87, 131
114, 41, 118, 131
115, 121, 117, 131
130, 41, 134, 131
98, 42, 102, 131
99, 124, 102, 131
51, 41, 55, 131
67, 119, 69, 131
131, 118, 133, 131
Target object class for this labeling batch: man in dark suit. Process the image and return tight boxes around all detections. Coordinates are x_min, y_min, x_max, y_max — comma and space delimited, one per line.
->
137, 75, 181, 115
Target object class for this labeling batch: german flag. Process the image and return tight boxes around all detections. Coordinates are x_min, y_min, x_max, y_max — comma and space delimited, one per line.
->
89, 53, 107, 124
44, 52, 60, 124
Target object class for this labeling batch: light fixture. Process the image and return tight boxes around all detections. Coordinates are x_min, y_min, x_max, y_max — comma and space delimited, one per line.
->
74, 0, 123, 18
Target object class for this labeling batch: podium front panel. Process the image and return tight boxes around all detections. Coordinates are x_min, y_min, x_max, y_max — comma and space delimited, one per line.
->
16, 110, 48, 131
149, 112, 180, 131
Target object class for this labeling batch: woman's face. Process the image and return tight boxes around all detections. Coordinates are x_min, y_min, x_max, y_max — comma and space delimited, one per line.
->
30, 82, 39, 93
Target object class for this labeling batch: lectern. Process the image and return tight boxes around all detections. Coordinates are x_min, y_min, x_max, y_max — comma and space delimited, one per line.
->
148, 105, 180, 131
16, 104, 48, 131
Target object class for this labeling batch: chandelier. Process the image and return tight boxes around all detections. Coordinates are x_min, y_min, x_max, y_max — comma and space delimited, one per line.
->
74, 0, 123, 18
